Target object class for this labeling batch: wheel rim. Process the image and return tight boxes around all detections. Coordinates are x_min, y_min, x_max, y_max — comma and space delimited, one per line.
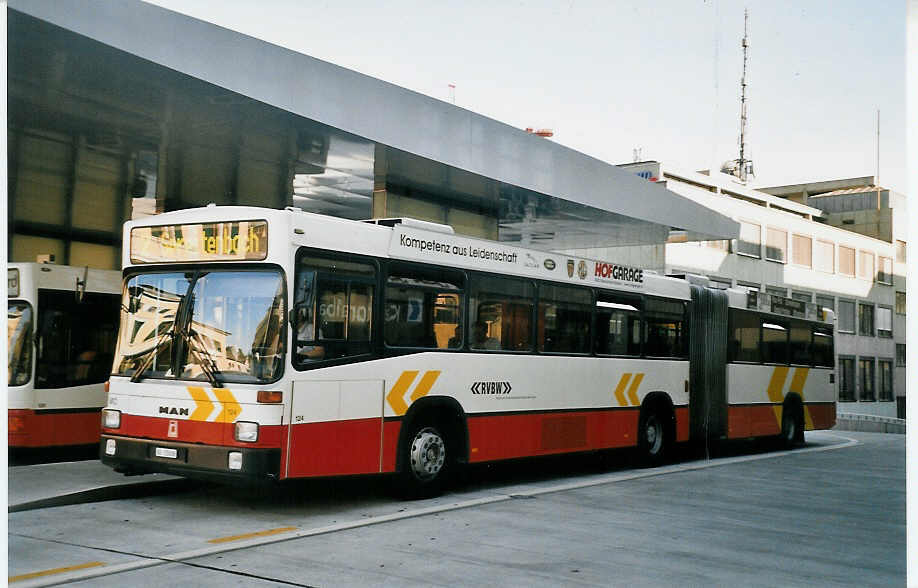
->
409, 427, 446, 481
645, 416, 663, 455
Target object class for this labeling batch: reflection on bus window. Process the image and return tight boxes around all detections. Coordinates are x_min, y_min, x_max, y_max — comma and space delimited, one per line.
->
595, 295, 641, 356
35, 290, 119, 389
538, 284, 591, 354
761, 319, 788, 364
8, 301, 33, 386
729, 309, 760, 363
789, 321, 812, 365
811, 326, 834, 367
113, 270, 285, 383
294, 253, 376, 365
384, 264, 464, 349
470, 275, 534, 352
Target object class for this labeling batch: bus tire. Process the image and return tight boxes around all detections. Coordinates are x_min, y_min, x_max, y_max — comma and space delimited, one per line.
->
638, 407, 669, 466
396, 421, 452, 499
780, 400, 804, 448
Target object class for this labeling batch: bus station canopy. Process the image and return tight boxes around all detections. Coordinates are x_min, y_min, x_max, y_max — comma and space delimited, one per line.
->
10, 0, 739, 250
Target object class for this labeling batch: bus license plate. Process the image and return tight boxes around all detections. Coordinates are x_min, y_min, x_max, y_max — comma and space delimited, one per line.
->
155, 447, 178, 459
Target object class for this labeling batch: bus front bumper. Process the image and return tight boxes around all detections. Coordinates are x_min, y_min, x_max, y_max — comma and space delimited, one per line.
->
100, 435, 280, 482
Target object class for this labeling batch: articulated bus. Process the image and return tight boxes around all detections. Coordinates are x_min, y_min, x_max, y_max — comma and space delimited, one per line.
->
8, 263, 121, 450
100, 206, 835, 496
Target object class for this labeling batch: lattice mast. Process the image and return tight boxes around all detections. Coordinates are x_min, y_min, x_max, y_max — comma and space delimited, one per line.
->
736, 8, 753, 182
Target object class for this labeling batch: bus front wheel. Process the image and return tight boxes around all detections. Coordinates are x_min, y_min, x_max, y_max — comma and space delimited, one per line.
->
397, 423, 452, 499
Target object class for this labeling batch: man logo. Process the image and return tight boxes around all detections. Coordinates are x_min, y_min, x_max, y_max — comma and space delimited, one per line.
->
159, 406, 189, 416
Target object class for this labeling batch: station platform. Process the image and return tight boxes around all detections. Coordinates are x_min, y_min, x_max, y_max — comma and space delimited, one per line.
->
8, 459, 183, 513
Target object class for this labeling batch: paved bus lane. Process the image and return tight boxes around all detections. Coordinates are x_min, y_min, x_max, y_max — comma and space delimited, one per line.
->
8, 431, 904, 587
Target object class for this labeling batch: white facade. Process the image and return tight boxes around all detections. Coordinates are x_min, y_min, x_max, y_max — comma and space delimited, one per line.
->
574, 163, 906, 419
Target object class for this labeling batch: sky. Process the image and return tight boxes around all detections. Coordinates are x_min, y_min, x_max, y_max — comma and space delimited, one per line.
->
143, 0, 907, 194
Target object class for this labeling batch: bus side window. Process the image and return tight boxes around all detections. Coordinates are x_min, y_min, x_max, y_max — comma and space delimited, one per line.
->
811, 325, 834, 367
644, 298, 686, 358
469, 275, 534, 351
761, 319, 789, 364
729, 308, 760, 363
383, 264, 464, 350
595, 294, 641, 356
789, 320, 812, 365
294, 252, 376, 366
538, 283, 591, 354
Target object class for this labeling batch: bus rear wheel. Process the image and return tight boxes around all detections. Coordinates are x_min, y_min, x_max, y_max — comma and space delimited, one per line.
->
638, 409, 668, 466
780, 403, 804, 448
397, 423, 452, 499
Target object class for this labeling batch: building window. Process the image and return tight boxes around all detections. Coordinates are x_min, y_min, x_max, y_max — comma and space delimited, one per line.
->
791, 291, 812, 303
737, 282, 760, 295
896, 291, 906, 314
707, 276, 732, 290
766, 227, 787, 263
876, 256, 892, 284
791, 234, 812, 267
737, 221, 761, 258
702, 240, 731, 251
766, 285, 787, 298
839, 246, 855, 276
838, 299, 855, 333
814, 239, 834, 273
815, 294, 834, 315
896, 344, 906, 367
895, 239, 906, 263
877, 306, 892, 338
858, 357, 875, 401
858, 251, 874, 280
858, 303, 874, 336
878, 359, 893, 401
838, 356, 855, 402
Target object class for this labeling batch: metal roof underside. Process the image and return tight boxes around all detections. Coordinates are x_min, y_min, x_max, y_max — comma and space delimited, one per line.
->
10, 0, 740, 249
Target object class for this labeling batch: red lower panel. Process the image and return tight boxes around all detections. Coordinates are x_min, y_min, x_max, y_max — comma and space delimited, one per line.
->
381, 420, 401, 473
466, 409, 640, 463
9, 409, 101, 448
806, 403, 836, 431
728, 405, 781, 439
675, 406, 689, 442
286, 418, 383, 478
103, 415, 283, 448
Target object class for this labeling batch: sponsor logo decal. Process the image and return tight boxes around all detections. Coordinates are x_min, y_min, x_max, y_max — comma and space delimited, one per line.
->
577, 260, 587, 280
471, 381, 512, 395
566, 259, 575, 278
594, 261, 644, 287
544, 258, 556, 270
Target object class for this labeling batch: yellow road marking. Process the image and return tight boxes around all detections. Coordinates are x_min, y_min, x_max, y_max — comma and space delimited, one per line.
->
214, 388, 242, 423
410, 370, 441, 403
613, 374, 632, 407
187, 386, 216, 421
208, 526, 298, 544
10, 561, 104, 583
386, 370, 419, 416
626, 373, 644, 406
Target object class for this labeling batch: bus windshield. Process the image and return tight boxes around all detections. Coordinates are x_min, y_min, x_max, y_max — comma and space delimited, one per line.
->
113, 269, 285, 384
8, 301, 33, 386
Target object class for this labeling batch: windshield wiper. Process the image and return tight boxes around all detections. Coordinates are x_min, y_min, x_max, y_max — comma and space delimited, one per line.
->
130, 327, 175, 383
185, 328, 223, 388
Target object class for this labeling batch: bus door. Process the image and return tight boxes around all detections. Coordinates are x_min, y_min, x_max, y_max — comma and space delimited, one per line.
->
688, 285, 728, 442
286, 252, 382, 478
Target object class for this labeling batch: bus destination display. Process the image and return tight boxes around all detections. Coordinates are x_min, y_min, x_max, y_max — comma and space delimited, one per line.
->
130, 220, 268, 263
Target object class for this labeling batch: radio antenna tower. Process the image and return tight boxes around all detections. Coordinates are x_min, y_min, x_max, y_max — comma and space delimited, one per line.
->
736, 8, 753, 182
723, 8, 754, 183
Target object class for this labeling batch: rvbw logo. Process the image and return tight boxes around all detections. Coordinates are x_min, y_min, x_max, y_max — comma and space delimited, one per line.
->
471, 381, 512, 395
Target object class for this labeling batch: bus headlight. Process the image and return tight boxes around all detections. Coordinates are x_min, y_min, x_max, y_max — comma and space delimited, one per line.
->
102, 409, 121, 429
234, 421, 258, 443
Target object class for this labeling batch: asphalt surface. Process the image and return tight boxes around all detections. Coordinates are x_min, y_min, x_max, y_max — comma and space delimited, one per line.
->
7, 431, 905, 587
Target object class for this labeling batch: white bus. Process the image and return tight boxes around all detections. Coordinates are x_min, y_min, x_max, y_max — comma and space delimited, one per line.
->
100, 206, 835, 496
8, 263, 121, 450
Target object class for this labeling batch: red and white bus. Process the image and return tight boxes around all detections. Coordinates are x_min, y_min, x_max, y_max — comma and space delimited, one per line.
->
8, 262, 121, 450
100, 206, 836, 495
